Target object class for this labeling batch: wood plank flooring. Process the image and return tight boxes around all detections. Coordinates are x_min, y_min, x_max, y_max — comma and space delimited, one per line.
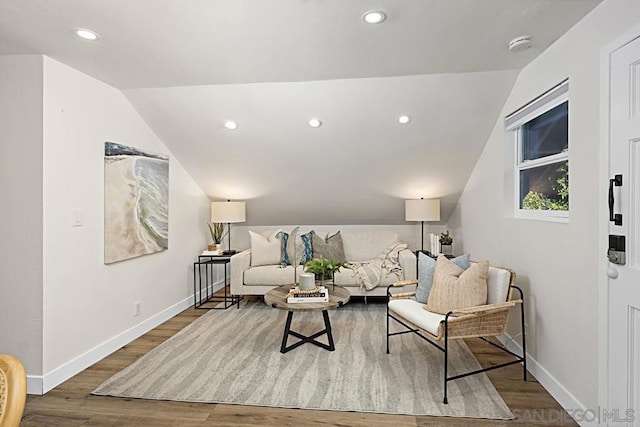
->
21, 292, 577, 426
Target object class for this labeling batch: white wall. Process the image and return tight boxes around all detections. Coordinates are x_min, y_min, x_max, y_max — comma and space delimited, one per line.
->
41, 57, 210, 384
448, 0, 640, 412
0, 55, 44, 376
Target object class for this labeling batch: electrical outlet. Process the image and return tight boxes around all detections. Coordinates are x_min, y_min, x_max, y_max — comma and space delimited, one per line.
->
134, 301, 141, 317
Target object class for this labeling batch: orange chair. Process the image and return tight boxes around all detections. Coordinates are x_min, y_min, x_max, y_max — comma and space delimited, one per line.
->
0, 354, 26, 427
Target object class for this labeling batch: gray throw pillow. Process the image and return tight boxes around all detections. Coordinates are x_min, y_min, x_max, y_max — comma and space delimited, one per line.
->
415, 252, 470, 303
311, 231, 346, 263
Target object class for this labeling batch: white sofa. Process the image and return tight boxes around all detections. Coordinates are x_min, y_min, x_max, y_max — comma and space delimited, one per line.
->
230, 230, 416, 297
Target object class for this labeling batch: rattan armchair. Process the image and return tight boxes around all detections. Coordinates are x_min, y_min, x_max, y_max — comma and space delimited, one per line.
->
386, 264, 527, 404
0, 354, 27, 427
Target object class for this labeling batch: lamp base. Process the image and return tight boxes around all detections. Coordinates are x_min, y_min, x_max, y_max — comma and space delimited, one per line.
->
223, 249, 237, 256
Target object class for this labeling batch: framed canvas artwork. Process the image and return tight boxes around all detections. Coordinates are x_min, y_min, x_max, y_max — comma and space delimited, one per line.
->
104, 142, 169, 264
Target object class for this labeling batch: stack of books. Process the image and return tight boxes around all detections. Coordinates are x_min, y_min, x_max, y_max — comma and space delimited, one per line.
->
201, 250, 222, 256
427, 233, 441, 256
286, 286, 329, 303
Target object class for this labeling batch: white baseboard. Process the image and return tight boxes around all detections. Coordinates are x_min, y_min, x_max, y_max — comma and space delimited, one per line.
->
498, 334, 597, 427
27, 280, 225, 395
27, 375, 44, 395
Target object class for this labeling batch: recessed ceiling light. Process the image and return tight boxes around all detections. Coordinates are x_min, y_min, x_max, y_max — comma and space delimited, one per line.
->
362, 11, 386, 24
308, 118, 322, 128
224, 120, 237, 130
398, 115, 411, 124
75, 28, 100, 41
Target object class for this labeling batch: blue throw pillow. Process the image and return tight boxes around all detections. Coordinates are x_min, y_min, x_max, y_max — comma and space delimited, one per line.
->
414, 252, 470, 303
279, 230, 313, 266
279, 232, 291, 266
300, 232, 313, 263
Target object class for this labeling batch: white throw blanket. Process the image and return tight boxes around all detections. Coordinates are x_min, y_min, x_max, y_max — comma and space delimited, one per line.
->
348, 242, 408, 291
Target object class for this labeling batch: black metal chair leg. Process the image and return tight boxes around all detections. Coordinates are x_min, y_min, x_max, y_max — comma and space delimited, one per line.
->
386, 299, 390, 354
516, 286, 528, 381
444, 315, 449, 404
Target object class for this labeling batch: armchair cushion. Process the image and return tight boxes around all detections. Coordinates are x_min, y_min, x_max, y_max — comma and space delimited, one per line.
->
388, 299, 445, 336
426, 256, 488, 314
486, 266, 511, 304
415, 252, 470, 303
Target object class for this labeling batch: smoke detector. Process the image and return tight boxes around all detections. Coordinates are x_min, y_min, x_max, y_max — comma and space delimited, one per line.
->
509, 35, 533, 53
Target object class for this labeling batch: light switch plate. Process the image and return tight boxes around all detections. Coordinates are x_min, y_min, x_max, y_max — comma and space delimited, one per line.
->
72, 209, 83, 227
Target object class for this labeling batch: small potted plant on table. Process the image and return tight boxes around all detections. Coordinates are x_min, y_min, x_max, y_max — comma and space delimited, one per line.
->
304, 257, 346, 291
439, 231, 453, 256
207, 222, 225, 251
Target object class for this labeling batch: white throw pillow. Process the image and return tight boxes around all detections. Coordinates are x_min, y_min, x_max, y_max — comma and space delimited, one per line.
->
249, 230, 282, 267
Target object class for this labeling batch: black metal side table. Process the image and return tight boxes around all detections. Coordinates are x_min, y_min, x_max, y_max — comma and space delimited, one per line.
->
416, 249, 455, 259
193, 254, 242, 309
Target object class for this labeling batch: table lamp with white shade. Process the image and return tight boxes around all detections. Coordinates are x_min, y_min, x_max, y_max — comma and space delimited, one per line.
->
211, 200, 246, 255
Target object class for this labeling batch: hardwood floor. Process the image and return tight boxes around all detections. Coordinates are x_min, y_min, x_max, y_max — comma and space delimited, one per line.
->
22, 292, 577, 426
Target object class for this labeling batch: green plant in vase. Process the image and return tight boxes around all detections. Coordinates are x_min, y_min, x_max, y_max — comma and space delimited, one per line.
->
439, 231, 453, 256
304, 257, 347, 289
207, 222, 225, 250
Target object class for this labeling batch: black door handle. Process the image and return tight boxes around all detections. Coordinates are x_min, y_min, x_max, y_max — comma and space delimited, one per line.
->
609, 179, 615, 221
609, 174, 622, 226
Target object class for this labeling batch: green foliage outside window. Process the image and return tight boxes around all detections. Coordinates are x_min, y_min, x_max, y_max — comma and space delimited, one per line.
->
522, 162, 568, 211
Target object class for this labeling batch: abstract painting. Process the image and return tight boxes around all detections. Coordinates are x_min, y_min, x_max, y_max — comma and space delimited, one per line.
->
104, 142, 169, 264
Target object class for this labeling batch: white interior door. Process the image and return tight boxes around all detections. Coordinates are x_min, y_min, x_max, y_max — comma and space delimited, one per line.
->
609, 35, 640, 426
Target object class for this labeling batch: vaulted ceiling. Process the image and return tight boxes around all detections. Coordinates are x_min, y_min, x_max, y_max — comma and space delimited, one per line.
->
0, 0, 601, 225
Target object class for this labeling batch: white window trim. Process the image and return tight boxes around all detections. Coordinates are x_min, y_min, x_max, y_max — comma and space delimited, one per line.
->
506, 80, 569, 222
517, 151, 568, 170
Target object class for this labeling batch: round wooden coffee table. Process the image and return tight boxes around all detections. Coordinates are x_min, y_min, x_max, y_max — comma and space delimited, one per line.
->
264, 285, 350, 353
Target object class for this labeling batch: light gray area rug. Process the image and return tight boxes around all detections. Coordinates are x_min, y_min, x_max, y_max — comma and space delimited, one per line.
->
93, 300, 514, 419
